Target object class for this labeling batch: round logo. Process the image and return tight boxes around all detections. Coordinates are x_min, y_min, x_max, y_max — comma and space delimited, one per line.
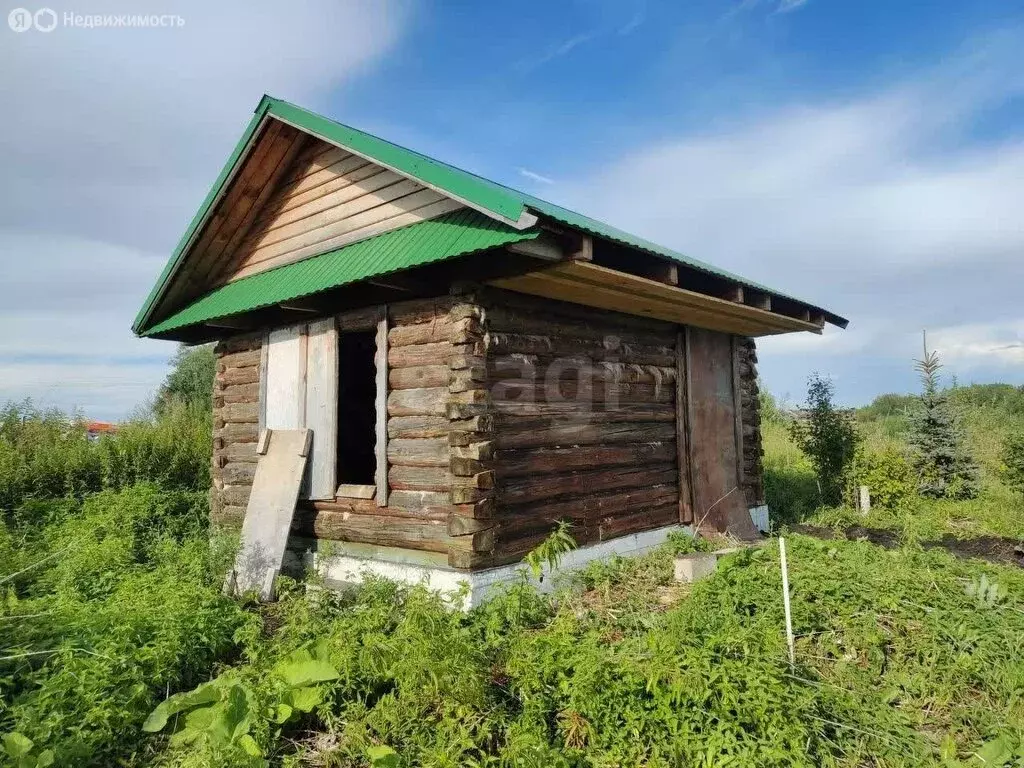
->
8, 7, 33, 31
34, 8, 57, 32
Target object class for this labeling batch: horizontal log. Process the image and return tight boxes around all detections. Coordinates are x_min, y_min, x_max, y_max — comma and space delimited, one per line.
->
222, 463, 256, 485
292, 508, 449, 553
447, 514, 496, 537
487, 332, 674, 367
215, 422, 258, 442
479, 286, 674, 335
500, 463, 677, 506
222, 485, 252, 507
451, 441, 495, 461
597, 503, 678, 541
388, 415, 450, 439
493, 401, 675, 422
388, 321, 453, 347
217, 442, 258, 463
388, 489, 452, 510
449, 316, 484, 345
389, 342, 451, 369
389, 464, 450, 491
220, 382, 260, 403
388, 296, 453, 326
387, 437, 449, 467
495, 421, 676, 450
305, 496, 449, 520
445, 499, 495, 520
389, 365, 449, 390
388, 387, 448, 417
218, 348, 261, 370
217, 334, 262, 354
501, 484, 677, 531
483, 304, 677, 347
218, 366, 259, 386
220, 401, 258, 423
489, 360, 676, 386
497, 441, 675, 477
489, 379, 673, 404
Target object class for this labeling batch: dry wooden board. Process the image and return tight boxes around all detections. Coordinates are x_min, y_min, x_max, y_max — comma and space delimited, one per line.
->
492, 261, 821, 337
686, 328, 758, 537
304, 318, 339, 499
230, 428, 311, 599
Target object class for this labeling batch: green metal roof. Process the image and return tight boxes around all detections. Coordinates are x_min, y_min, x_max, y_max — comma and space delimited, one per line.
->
143, 210, 536, 337
134, 94, 845, 336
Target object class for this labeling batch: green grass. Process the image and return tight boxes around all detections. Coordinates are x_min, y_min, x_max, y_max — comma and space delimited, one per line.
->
3, 386, 1024, 766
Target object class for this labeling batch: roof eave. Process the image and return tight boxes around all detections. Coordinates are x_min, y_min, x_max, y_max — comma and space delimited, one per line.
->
132, 96, 275, 335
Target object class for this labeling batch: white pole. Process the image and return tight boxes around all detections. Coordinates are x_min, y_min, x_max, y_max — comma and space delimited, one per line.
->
779, 537, 795, 668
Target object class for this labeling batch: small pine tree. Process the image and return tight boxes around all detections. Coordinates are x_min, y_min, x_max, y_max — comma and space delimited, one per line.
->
789, 373, 859, 506
907, 332, 979, 499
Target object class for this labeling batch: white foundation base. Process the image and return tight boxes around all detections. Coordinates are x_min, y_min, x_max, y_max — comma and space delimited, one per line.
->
304, 506, 770, 611
310, 523, 693, 611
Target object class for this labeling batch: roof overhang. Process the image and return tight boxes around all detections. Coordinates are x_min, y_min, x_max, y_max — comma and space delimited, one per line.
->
133, 95, 848, 339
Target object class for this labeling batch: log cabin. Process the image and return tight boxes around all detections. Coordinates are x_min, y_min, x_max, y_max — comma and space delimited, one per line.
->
134, 95, 847, 604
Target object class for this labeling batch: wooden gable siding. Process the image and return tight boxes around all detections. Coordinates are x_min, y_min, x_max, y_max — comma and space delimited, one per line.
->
220, 134, 463, 283
161, 122, 308, 321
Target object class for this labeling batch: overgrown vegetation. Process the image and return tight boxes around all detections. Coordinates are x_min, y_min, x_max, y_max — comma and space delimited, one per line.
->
2, 348, 1024, 766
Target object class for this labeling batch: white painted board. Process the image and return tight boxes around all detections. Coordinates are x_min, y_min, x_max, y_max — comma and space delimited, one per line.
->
265, 325, 306, 430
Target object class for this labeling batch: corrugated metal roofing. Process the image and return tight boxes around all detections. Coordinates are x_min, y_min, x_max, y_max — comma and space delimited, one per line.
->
261, 97, 846, 327
134, 94, 846, 335
143, 210, 536, 337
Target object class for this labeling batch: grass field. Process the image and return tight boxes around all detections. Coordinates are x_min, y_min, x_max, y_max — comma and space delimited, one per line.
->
1, 385, 1023, 766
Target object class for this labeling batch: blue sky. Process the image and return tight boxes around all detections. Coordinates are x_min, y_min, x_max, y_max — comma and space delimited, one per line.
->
2, 0, 1023, 418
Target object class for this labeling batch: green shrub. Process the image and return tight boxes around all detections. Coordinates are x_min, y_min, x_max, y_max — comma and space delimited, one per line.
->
1002, 432, 1024, 496
789, 374, 859, 506
850, 445, 915, 510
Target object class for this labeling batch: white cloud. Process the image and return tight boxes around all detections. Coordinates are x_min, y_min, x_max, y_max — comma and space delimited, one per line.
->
0, 0, 406, 418
777, 0, 809, 13
518, 167, 555, 185
557, 31, 1024, 402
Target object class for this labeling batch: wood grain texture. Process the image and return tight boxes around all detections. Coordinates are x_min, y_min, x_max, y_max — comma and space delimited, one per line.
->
375, 310, 390, 507
304, 318, 338, 500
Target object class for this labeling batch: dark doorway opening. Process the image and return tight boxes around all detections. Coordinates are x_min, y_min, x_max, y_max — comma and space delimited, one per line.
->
337, 330, 377, 485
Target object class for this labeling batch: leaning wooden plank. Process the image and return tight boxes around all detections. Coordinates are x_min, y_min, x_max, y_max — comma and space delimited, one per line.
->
230, 428, 311, 600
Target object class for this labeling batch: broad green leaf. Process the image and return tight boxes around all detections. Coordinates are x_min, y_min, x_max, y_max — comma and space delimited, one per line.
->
238, 733, 262, 757
277, 659, 338, 688
366, 745, 400, 768
143, 681, 222, 732
975, 736, 1012, 766
287, 686, 323, 713
272, 703, 293, 724
2, 733, 33, 758
35, 750, 54, 768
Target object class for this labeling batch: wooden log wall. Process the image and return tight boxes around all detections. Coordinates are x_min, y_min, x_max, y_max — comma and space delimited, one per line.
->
293, 298, 461, 555
736, 337, 765, 507
210, 331, 264, 527
465, 288, 682, 569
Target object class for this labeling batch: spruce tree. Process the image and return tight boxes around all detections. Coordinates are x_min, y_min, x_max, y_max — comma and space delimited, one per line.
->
908, 333, 979, 499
